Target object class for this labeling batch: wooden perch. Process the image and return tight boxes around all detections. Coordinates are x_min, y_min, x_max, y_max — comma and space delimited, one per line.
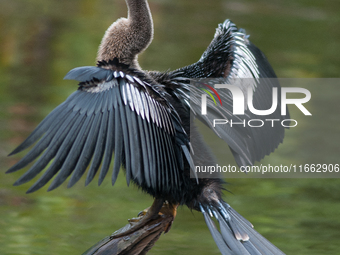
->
83, 205, 175, 255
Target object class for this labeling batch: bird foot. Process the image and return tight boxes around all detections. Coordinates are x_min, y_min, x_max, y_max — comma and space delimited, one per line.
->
83, 200, 178, 255
111, 199, 178, 239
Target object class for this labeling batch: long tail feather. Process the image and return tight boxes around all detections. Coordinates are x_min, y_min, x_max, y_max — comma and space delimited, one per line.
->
200, 201, 284, 255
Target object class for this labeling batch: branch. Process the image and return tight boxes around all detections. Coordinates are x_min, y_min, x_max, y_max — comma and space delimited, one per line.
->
83, 211, 174, 255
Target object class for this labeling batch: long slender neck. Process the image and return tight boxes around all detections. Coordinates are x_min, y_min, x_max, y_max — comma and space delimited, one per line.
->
96, 0, 154, 69
127, 0, 153, 30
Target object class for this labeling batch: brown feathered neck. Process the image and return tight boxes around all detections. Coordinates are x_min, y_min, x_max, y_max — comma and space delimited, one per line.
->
96, 0, 154, 70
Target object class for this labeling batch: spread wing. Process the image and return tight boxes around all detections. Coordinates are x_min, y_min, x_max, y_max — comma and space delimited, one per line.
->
7, 61, 191, 193
157, 20, 289, 167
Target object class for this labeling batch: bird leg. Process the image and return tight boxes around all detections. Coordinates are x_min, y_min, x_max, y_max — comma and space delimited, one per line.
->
157, 201, 178, 233
111, 198, 178, 238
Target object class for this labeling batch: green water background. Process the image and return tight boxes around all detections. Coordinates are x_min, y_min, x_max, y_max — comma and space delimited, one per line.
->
0, 0, 339, 254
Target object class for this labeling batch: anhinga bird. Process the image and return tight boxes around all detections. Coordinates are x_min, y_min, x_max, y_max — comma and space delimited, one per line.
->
7, 0, 288, 254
